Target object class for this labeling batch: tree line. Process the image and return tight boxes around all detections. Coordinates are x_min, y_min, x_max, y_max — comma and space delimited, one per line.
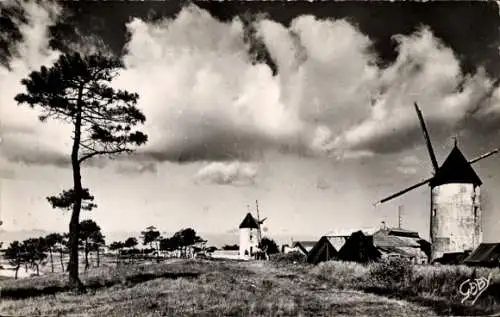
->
108, 226, 207, 263
2, 223, 211, 278
3, 219, 105, 279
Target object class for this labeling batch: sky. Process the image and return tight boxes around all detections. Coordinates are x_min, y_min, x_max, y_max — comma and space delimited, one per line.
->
2, 1, 500, 243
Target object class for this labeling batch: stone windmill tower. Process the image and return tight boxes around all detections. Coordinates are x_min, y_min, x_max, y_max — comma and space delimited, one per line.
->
238, 200, 267, 259
375, 103, 499, 261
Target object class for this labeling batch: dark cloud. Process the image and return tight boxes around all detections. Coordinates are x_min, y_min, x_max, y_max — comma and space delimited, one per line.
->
0, 0, 28, 68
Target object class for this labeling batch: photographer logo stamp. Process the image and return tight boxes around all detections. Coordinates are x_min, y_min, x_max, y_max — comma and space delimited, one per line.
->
459, 272, 492, 306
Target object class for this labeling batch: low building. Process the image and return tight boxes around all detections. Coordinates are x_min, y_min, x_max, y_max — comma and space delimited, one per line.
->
373, 228, 428, 264
211, 250, 241, 260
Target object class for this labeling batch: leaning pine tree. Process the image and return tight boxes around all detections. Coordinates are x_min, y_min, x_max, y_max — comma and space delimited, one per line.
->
15, 53, 148, 290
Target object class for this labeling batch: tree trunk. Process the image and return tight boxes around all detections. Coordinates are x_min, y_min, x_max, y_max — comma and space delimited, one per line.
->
35, 263, 39, 276
68, 86, 84, 291
15, 265, 20, 279
156, 241, 160, 263
68, 213, 82, 290
84, 241, 89, 271
49, 247, 54, 273
59, 250, 65, 272
96, 246, 100, 267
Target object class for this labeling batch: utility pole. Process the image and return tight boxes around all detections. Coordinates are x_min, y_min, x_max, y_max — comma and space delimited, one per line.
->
398, 205, 403, 229
256, 200, 261, 243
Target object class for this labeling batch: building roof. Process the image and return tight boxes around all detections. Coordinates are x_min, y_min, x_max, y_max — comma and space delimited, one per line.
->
377, 246, 427, 259
373, 232, 421, 248
430, 145, 482, 187
385, 228, 420, 238
239, 213, 260, 229
463, 243, 500, 265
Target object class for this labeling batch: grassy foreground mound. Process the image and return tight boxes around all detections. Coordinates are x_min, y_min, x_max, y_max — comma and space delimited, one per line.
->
1, 256, 500, 316
1, 258, 436, 317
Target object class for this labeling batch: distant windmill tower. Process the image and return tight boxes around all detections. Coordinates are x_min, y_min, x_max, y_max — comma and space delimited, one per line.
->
238, 200, 267, 259
375, 103, 499, 261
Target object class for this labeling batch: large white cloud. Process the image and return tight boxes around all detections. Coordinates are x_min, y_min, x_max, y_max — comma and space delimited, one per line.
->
326, 28, 495, 156
194, 161, 258, 186
2, 3, 500, 178
0, 1, 70, 167
113, 6, 305, 163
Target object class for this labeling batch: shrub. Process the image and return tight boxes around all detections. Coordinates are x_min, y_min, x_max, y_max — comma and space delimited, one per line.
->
270, 251, 306, 264
369, 257, 414, 291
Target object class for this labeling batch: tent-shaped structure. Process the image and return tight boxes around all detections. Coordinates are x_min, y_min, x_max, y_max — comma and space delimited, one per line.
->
293, 241, 317, 256
463, 243, 500, 267
338, 231, 382, 263
306, 236, 339, 265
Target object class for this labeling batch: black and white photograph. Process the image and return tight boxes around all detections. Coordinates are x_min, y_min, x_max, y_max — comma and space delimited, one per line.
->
1, 0, 500, 316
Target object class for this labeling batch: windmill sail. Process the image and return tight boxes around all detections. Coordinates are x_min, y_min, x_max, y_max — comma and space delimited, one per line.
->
468, 148, 500, 164
375, 147, 500, 206
414, 103, 439, 173
374, 177, 432, 206
374, 102, 500, 208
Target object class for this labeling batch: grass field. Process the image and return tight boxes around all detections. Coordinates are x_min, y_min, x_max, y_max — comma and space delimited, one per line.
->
1, 256, 500, 316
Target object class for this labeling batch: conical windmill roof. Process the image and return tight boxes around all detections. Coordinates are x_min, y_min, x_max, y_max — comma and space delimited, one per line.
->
239, 212, 260, 229
430, 145, 482, 187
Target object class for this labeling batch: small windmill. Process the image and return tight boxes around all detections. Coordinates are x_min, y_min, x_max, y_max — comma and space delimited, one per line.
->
239, 200, 268, 259
375, 102, 499, 261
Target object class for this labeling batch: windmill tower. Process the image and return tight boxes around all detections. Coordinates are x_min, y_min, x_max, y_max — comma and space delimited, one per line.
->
238, 200, 267, 259
375, 103, 499, 261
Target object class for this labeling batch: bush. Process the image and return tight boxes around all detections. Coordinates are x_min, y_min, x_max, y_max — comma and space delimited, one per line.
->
270, 251, 306, 264
369, 257, 414, 291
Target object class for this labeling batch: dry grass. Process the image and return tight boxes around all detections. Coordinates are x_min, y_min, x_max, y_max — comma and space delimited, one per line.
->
310, 259, 500, 316
3, 257, 500, 316
0, 258, 437, 317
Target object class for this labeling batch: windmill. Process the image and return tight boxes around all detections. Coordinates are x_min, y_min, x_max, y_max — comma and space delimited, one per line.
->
238, 200, 267, 258
375, 102, 499, 261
